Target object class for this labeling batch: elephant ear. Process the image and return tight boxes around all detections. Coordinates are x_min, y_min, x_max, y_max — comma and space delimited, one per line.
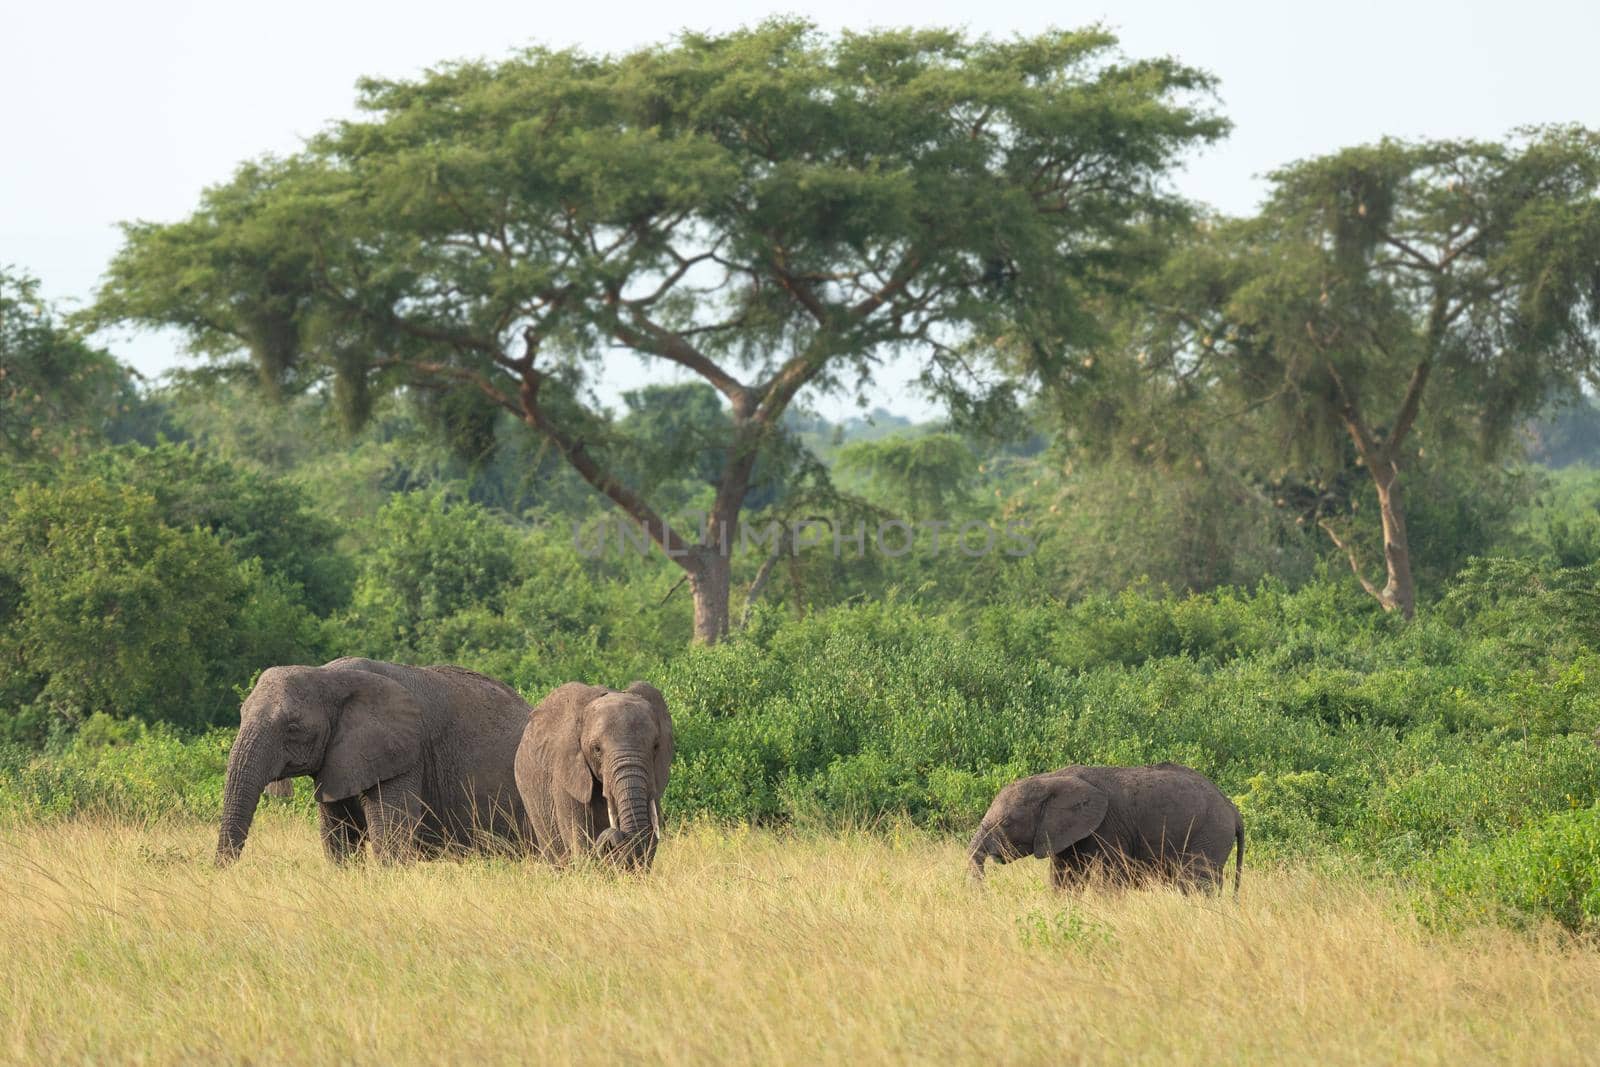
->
314, 670, 425, 803
1033, 777, 1109, 858
626, 681, 673, 794
529, 682, 609, 806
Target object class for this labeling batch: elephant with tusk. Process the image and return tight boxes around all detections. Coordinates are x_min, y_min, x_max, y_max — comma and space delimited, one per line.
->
216, 658, 532, 866
968, 762, 1243, 894
515, 681, 673, 870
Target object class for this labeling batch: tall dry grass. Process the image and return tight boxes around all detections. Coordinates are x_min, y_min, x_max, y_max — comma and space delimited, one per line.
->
2, 811, 1597, 1065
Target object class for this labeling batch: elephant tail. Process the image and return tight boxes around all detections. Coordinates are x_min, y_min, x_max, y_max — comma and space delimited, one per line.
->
1233, 816, 1245, 897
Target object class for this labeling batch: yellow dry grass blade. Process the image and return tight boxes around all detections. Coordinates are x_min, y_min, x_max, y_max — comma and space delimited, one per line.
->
3, 814, 1597, 1065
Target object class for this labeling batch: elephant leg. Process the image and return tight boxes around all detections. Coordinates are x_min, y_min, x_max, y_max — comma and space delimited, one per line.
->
537, 824, 570, 866
1176, 852, 1223, 894
319, 798, 367, 863
520, 791, 569, 866
1050, 848, 1092, 891
574, 799, 605, 861
359, 768, 425, 863
551, 796, 601, 862
1043, 844, 1094, 895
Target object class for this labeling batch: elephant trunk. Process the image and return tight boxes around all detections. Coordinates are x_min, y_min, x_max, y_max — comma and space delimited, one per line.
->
601, 752, 655, 868
216, 723, 278, 867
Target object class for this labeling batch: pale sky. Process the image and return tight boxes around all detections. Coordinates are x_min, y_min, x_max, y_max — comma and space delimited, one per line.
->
5, 0, 1596, 420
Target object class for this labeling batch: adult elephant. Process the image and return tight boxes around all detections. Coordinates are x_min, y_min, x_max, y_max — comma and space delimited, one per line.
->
967, 762, 1244, 893
216, 658, 532, 866
515, 681, 673, 869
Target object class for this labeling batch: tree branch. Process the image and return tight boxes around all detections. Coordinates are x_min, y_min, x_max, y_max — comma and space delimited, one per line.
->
739, 541, 786, 629
1385, 358, 1432, 453
753, 336, 833, 426
769, 258, 829, 323
1323, 360, 1382, 462
1318, 518, 1385, 602
515, 370, 696, 561
604, 311, 754, 415
849, 253, 923, 320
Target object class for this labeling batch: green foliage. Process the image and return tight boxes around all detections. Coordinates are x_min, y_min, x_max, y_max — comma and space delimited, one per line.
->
1518, 465, 1600, 569
1010, 458, 1319, 598
0, 721, 237, 823
1421, 803, 1600, 932
0, 479, 329, 741
0, 267, 140, 463
347, 491, 689, 691
656, 579, 1600, 861
65, 443, 354, 615
834, 433, 977, 518
348, 492, 522, 655
1441, 556, 1600, 659
614, 384, 731, 499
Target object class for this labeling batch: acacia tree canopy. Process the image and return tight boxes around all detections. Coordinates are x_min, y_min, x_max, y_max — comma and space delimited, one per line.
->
93, 19, 1224, 642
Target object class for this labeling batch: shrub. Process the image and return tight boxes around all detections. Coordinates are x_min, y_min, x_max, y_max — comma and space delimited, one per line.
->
0, 722, 236, 822
348, 491, 522, 657
63, 443, 354, 615
1421, 803, 1600, 932
0, 480, 328, 741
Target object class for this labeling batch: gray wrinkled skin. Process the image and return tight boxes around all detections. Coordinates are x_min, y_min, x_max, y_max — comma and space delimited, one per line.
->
217, 658, 533, 866
515, 681, 673, 870
968, 762, 1244, 893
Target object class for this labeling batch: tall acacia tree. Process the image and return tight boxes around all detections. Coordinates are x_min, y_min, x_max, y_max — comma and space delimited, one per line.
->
94, 20, 1223, 642
1119, 129, 1600, 617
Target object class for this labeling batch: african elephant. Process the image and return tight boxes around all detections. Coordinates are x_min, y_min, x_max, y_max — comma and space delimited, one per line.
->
967, 762, 1244, 893
216, 657, 532, 866
515, 681, 673, 869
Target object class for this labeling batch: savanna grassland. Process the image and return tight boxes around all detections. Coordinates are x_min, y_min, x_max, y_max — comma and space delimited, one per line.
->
8, 19, 1600, 1067
4, 813, 1599, 1066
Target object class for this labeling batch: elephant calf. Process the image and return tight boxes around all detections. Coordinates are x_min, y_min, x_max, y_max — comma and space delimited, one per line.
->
515, 681, 673, 870
968, 763, 1244, 893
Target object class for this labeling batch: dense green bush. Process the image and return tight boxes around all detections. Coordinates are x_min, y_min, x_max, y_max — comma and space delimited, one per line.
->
64, 443, 354, 615
1421, 803, 1600, 932
653, 583, 1600, 861
0, 718, 235, 822
347, 491, 524, 656
347, 491, 690, 692
0, 480, 329, 741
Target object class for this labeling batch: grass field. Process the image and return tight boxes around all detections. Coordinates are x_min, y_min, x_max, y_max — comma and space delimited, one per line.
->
3, 813, 1598, 1065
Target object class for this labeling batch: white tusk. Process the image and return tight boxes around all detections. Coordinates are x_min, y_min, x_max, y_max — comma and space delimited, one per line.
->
650, 799, 661, 836
607, 797, 619, 830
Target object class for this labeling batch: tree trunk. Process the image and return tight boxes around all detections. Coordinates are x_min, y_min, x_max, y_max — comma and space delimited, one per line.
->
689, 552, 731, 645
1328, 390, 1420, 620
1371, 463, 1416, 620
1325, 455, 1418, 620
